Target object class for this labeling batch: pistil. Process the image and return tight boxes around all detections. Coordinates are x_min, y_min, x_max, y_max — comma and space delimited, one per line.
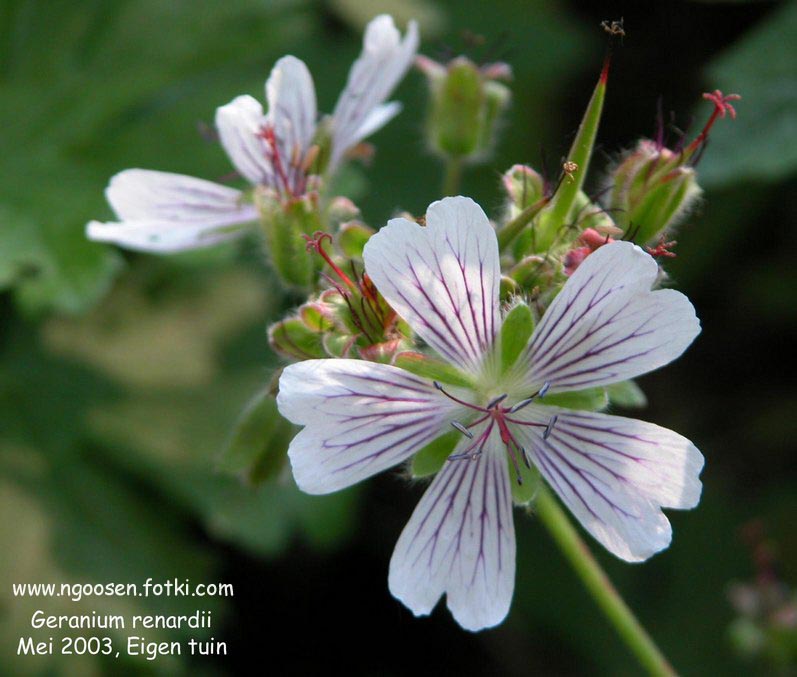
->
435, 381, 557, 484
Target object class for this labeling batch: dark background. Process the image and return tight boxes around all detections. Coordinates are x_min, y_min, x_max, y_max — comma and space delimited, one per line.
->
1, 0, 794, 675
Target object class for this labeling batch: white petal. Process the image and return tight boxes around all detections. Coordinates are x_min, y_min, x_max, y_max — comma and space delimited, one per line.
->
522, 241, 700, 392
348, 101, 402, 146
90, 169, 257, 252
329, 15, 419, 168
86, 217, 251, 253
215, 95, 272, 185
277, 359, 457, 495
363, 197, 501, 376
511, 406, 704, 562
265, 55, 317, 164
389, 434, 515, 632
107, 169, 254, 221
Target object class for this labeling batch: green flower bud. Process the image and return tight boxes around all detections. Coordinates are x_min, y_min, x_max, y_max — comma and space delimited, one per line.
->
502, 164, 545, 213
418, 54, 511, 162
299, 302, 336, 332
256, 190, 322, 289
499, 275, 519, 301
337, 221, 375, 259
325, 196, 360, 229
509, 255, 556, 290
322, 332, 356, 358
608, 140, 702, 244
268, 317, 325, 360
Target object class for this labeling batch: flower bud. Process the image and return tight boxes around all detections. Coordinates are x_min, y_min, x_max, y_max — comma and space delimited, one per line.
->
608, 140, 701, 244
255, 190, 322, 289
268, 317, 325, 360
299, 301, 336, 332
502, 164, 545, 213
325, 196, 360, 228
418, 54, 511, 162
337, 221, 375, 259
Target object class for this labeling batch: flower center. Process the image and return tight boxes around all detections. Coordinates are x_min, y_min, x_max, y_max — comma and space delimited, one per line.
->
433, 381, 557, 485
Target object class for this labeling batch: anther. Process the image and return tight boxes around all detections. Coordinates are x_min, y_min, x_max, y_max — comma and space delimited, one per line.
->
448, 450, 481, 462
543, 415, 558, 440
450, 421, 474, 439
486, 393, 508, 409
507, 447, 523, 485
508, 381, 551, 413
520, 446, 532, 469
509, 398, 534, 414
433, 380, 443, 391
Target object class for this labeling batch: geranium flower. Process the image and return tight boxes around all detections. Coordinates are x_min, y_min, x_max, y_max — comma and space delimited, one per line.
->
277, 196, 704, 631
86, 14, 418, 253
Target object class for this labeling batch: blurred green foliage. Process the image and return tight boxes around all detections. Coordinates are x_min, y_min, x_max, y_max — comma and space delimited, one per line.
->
1, 0, 795, 675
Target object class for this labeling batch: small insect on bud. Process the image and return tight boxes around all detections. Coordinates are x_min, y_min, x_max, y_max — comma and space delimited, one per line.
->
562, 161, 579, 183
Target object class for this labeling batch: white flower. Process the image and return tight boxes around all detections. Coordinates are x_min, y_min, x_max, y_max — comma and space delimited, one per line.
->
277, 196, 704, 631
87, 15, 418, 253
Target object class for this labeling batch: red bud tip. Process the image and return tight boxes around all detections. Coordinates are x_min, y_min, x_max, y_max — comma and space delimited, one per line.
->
600, 52, 611, 85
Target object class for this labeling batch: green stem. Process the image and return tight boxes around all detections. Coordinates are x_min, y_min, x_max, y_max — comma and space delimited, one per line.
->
496, 196, 550, 251
442, 156, 463, 196
535, 486, 677, 676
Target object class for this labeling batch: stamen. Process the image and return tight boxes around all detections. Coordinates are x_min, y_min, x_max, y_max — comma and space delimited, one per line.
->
509, 398, 534, 414
258, 125, 295, 198
433, 382, 488, 412
508, 381, 551, 413
543, 415, 558, 440
520, 446, 532, 469
507, 443, 523, 485
486, 393, 508, 409
448, 422, 494, 461
451, 421, 474, 439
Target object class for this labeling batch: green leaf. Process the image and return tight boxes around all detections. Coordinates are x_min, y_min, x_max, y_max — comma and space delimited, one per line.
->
500, 302, 534, 373
542, 387, 608, 411
606, 380, 648, 409
411, 430, 460, 478
699, 1, 797, 186
219, 384, 295, 484
0, 205, 122, 315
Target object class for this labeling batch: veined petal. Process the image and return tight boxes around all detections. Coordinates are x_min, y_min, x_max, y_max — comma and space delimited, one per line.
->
348, 101, 402, 146
511, 406, 704, 561
329, 14, 419, 168
86, 217, 252, 253
265, 55, 317, 164
521, 241, 700, 392
105, 169, 252, 221
89, 169, 257, 252
363, 197, 501, 376
216, 95, 272, 185
277, 359, 457, 495
389, 431, 515, 632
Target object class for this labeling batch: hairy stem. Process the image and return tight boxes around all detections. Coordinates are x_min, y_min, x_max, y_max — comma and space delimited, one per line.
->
535, 486, 677, 676
442, 156, 463, 196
